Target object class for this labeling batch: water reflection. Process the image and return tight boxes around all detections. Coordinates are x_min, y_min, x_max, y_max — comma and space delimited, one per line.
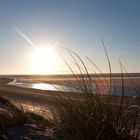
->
8, 79, 137, 97
32, 83, 56, 90
9, 81, 84, 93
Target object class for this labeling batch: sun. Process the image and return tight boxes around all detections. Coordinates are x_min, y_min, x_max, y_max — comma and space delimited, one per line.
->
31, 46, 57, 74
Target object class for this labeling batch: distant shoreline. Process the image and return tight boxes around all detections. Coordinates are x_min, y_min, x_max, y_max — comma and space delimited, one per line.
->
0, 72, 140, 78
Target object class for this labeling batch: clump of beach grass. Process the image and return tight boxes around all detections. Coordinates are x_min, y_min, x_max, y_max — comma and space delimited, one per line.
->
51, 46, 140, 140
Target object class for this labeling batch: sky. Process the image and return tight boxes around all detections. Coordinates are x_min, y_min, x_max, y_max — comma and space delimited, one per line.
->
0, 0, 140, 74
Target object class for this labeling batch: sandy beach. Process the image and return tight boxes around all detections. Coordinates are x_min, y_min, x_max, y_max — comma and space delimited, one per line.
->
0, 76, 139, 139
0, 77, 90, 117
0, 76, 139, 115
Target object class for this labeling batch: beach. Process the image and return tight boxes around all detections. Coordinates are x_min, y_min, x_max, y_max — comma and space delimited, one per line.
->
0, 75, 139, 139
0, 75, 139, 116
0, 76, 92, 117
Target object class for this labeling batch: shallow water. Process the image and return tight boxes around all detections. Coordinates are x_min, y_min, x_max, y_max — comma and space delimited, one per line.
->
8, 79, 138, 97
9, 81, 84, 93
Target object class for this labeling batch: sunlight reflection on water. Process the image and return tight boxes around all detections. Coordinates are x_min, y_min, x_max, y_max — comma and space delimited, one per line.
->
8, 79, 137, 96
32, 83, 56, 90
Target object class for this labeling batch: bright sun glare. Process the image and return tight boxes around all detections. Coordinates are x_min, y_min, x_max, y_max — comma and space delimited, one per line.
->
31, 46, 57, 74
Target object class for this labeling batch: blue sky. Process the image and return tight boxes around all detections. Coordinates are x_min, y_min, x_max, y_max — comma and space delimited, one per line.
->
0, 0, 140, 74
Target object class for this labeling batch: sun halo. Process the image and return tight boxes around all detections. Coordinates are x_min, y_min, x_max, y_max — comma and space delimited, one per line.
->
31, 46, 56, 74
